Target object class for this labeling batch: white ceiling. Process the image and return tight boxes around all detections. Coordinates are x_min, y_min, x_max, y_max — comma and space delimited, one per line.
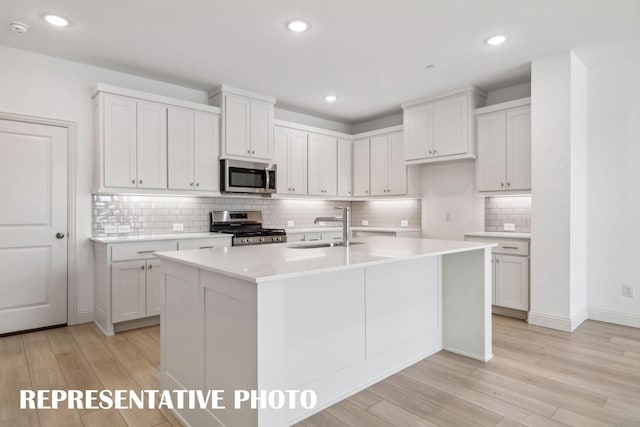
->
1, 0, 639, 123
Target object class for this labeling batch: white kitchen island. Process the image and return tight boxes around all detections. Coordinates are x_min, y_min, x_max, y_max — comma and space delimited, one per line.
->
154, 236, 494, 427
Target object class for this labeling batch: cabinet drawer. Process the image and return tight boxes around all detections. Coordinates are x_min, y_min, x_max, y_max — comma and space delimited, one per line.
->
305, 233, 322, 242
178, 237, 232, 250
111, 241, 178, 262
465, 237, 529, 256
321, 231, 343, 241
492, 240, 528, 256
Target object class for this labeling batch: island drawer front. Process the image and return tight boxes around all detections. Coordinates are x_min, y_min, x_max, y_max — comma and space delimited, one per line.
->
111, 241, 178, 261
177, 237, 232, 251
466, 237, 529, 256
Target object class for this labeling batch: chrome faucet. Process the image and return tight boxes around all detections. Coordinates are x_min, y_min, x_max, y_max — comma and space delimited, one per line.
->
314, 206, 351, 247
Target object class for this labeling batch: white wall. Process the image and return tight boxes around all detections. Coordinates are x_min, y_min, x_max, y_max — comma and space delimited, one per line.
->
586, 54, 640, 327
419, 161, 484, 240
0, 45, 209, 322
485, 82, 531, 105
529, 51, 588, 332
274, 107, 351, 134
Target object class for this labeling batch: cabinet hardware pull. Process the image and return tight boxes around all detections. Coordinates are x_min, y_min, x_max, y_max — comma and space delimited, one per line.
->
141, 265, 145, 270
137, 250, 156, 254
196, 182, 200, 187
501, 182, 504, 187
131, 179, 136, 184
190, 182, 194, 186
252, 150, 255, 154
149, 265, 153, 270
139, 179, 142, 184
433, 149, 437, 154
247, 149, 251, 154
502, 246, 519, 250
199, 246, 214, 249
496, 259, 500, 263
507, 182, 511, 187
292, 188, 295, 191
428, 150, 432, 154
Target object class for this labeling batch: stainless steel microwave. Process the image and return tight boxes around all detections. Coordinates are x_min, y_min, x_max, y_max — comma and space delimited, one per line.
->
220, 159, 277, 194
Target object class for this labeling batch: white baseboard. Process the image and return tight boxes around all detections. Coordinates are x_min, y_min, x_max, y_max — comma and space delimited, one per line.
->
527, 311, 573, 332
72, 310, 94, 325
588, 307, 640, 329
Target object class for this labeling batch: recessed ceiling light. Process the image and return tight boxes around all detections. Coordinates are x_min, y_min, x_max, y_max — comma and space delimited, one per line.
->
9, 22, 29, 33
324, 95, 337, 102
287, 20, 310, 32
486, 35, 508, 46
43, 15, 69, 27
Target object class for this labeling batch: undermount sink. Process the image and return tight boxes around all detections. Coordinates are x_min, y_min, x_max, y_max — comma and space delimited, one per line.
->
287, 241, 364, 249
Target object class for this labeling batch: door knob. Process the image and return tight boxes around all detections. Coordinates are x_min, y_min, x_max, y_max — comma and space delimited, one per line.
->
56, 232, 65, 239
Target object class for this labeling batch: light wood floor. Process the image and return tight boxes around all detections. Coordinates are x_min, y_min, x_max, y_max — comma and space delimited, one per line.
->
1, 316, 640, 427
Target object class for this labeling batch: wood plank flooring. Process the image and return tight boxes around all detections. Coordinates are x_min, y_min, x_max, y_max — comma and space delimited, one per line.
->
0, 316, 638, 426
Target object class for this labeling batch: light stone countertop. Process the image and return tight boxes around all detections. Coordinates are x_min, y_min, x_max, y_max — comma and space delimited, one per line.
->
154, 236, 494, 283
89, 232, 231, 243
286, 226, 422, 234
465, 231, 531, 240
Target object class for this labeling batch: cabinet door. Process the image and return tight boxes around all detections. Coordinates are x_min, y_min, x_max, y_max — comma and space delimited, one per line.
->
112, 260, 146, 323
224, 94, 251, 157
274, 127, 290, 193
289, 130, 308, 195
433, 94, 468, 157
370, 135, 388, 196
146, 259, 162, 317
307, 133, 336, 196
506, 106, 531, 191
403, 103, 433, 160
476, 112, 507, 192
168, 107, 195, 190
193, 111, 219, 191
250, 99, 274, 160
353, 138, 370, 197
495, 254, 529, 311
104, 94, 137, 188
136, 101, 167, 189
386, 132, 407, 195
337, 138, 352, 197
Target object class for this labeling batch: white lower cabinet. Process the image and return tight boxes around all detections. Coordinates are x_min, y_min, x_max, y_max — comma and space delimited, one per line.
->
93, 236, 232, 335
465, 235, 530, 316
112, 259, 160, 322
494, 254, 529, 311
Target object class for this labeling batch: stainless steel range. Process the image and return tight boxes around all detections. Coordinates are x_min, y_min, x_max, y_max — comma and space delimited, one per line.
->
210, 210, 287, 246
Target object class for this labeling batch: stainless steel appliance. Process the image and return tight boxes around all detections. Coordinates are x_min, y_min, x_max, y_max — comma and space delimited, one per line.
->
220, 159, 276, 194
210, 210, 286, 246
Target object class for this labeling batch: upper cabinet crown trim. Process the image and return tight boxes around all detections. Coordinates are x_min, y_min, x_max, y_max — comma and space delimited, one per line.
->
475, 97, 531, 116
401, 85, 487, 109
274, 120, 352, 139
94, 83, 221, 114
352, 125, 404, 139
208, 85, 276, 104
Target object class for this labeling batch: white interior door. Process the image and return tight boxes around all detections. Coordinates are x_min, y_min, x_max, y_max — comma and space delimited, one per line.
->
0, 119, 68, 334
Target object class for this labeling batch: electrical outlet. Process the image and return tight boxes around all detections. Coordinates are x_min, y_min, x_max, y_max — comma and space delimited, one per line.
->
287, 220, 295, 227
623, 284, 634, 298
445, 212, 451, 222
117, 225, 131, 233
362, 220, 369, 226
173, 223, 184, 231
104, 225, 117, 234
504, 223, 516, 231
400, 220, 409, 227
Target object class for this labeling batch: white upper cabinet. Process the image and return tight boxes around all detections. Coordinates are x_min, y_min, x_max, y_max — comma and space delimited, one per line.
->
352, 138, 370, 197
209, 86, 275, 162
337, 138, 353, 197
168, 107, 220, 192
95, 84, 221, 195
274, 126, 307, 195
307, 133, 337, 196
370, 131, 406, 196
476, 99, 531, 193
402, 88, 486, 164
136, 101, 168, 189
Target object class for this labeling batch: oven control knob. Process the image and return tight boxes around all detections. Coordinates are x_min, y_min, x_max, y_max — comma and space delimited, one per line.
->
260, 237, 265, 242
